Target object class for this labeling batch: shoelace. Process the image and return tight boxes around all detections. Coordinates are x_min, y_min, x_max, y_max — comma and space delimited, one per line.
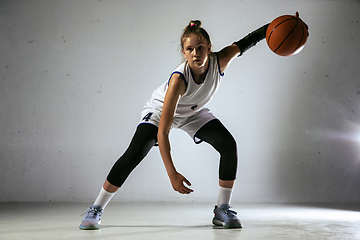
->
81, 207, 101, 217
218, 205, 237, 217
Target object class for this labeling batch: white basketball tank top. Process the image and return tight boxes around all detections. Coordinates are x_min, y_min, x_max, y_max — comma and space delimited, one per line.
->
144, 52, 223, 117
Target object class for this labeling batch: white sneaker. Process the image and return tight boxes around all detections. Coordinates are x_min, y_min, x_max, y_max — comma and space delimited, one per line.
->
79, 205, 103, 230
212, 204, 242, 228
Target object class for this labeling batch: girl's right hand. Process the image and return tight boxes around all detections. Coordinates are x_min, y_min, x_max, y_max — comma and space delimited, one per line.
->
169, 172, 194, 194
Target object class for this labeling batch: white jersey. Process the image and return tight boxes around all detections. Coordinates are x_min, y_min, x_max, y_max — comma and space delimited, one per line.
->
144, 52, 223, 117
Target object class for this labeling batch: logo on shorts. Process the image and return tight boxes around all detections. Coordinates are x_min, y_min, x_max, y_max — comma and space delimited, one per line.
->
191, 105, 198, 110
142, 112, 153, 122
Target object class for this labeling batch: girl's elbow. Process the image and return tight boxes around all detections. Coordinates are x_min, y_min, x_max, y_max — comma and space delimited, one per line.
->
157, 129, 168, 140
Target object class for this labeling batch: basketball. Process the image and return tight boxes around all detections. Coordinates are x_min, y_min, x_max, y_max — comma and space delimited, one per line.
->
266, 12, 308, 56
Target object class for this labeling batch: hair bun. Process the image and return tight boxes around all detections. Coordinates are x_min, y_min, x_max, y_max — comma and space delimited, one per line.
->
189, 20, 202, 28
181, 19, 211, 50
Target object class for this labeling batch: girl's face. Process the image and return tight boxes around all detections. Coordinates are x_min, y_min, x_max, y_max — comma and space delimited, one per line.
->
182, 33, 211, 69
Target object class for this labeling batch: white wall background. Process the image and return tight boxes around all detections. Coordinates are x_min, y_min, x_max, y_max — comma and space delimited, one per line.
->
1, 0, 360, 203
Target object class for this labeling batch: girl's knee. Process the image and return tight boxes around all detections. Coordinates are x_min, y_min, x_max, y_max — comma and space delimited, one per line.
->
218, 134, 237, 156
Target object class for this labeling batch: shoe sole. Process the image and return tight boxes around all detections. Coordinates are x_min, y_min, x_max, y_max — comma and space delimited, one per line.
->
79, 224, 100, 230
212, 218, 242, 228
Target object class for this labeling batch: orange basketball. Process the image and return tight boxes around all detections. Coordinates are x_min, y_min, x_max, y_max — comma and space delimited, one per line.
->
266, 13, 308, 56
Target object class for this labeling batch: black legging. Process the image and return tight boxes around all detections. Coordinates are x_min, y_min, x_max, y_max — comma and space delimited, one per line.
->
195, 119, 238, 181
106, 120, 237, 187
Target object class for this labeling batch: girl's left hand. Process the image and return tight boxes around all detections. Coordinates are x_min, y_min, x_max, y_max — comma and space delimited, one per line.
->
295, 12, 309, 37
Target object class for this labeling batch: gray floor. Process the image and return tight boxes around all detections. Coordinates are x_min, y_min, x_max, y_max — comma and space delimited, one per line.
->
1, 202, 359, 240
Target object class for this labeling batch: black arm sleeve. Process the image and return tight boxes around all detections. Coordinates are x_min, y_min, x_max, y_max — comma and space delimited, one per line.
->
233, 23, 269, 56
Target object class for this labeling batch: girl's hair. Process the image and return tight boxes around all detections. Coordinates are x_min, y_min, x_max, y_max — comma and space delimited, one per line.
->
180, 20, 211, 49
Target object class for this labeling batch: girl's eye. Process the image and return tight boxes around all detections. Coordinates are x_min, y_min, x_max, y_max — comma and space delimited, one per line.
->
187, 48, 193, 52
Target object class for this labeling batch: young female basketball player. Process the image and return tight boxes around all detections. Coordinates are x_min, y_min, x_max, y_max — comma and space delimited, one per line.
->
80, 20, 270, 230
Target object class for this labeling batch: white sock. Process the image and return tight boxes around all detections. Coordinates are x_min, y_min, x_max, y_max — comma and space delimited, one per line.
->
218, 186, 233, 206
93, 187, 116, 210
